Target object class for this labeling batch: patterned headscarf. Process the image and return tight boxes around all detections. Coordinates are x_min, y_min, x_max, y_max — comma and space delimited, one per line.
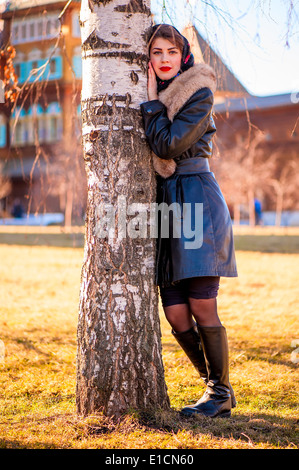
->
149, 24, 195, 92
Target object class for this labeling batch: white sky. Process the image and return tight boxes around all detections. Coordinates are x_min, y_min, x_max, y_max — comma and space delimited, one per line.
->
151, 0, 299, 96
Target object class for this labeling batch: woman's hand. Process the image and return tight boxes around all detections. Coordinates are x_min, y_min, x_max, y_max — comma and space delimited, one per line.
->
147, 62, 158, 101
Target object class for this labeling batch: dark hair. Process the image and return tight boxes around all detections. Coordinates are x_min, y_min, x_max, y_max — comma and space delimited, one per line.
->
148, 24, 195, 92
148, 24, 184, 55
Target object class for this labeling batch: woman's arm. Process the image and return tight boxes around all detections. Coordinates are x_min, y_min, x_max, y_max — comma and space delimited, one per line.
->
140, 87, 214, 160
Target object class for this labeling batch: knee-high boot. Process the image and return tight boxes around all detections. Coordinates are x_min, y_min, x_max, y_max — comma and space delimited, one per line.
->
172, 325, 236, 408
180, 325, 232, 418
172, 325, 208, 382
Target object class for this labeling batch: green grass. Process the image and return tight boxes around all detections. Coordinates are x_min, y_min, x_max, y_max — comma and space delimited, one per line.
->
0, 225, 298, 252
0, 227, 298, 449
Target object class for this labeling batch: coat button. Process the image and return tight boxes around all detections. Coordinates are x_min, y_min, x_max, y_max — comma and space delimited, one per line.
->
147, 108, 153, 114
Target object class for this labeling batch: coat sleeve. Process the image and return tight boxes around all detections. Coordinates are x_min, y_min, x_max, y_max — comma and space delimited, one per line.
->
140, 87, 214, 160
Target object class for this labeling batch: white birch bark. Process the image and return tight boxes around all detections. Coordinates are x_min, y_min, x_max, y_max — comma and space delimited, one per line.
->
76, 0, 170, 417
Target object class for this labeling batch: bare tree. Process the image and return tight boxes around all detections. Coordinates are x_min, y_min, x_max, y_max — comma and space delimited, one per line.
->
267, 152, 299, 226
0, 4, 82, 220
0, 162, 11, 215
49, 136, 87, 227
212, 131, 268, 225
76, 0, 170, 417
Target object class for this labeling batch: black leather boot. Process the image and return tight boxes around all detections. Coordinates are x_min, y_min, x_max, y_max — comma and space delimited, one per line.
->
180, 326, 232, 418
172, 325, 236, 408
172, 325, 208, 382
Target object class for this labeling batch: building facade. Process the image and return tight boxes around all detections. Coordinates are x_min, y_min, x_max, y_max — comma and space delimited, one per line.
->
0, 7, 298, 224
0, 0, 83, 222
184, 25, 299, 217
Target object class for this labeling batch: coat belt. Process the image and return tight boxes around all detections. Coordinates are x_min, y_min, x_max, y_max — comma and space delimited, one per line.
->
175, 156, 210, 174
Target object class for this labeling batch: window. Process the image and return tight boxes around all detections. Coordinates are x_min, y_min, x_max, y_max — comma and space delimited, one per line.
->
50, 116, 57, 140
23, 122, 29, 143
72, 56, 82, 78
29, 23, 35, 38
10, 103, 63, 146
45, 102, 63, 142
11, 13, 60, 44
72, 11, 81, 37
37, 21, 43, 38
31, 104, 44, 143
12, 50, 26, 83
50, 59, 56, 74
21, 23, 27, 41
10, 106, 36, 146
14, 64, 21, 78
11, 110, 29, 146
38, 119, 47, 142
12, 24, 19, 43
0, 115, 6, 148
45, 53, 63, 80
15, 122, 22, 144
46, 20, 51, 36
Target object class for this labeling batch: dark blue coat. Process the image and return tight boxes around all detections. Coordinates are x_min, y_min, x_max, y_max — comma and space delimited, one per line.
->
140, 67, 237, 288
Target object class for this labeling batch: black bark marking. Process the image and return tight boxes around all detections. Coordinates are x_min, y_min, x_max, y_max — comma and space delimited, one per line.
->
82, 31, 131, 52
83, 51, 148, 73
130, 70, 139, 85
114, 0, 151, 16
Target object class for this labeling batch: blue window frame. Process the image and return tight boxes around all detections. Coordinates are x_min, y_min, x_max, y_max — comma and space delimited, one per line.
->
72, 55, 82, 78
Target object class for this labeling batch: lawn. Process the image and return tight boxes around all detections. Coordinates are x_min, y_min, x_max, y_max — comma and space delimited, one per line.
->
0, 227, 298, 449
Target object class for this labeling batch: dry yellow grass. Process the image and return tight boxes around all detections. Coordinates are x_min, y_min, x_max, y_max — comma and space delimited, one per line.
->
0, 233, 298, 449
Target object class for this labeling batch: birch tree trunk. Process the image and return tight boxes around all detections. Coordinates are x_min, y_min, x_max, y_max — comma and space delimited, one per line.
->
76, 0, 170, 417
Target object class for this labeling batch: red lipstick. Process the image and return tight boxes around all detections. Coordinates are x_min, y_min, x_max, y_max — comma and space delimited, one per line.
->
160, 67, 172, 72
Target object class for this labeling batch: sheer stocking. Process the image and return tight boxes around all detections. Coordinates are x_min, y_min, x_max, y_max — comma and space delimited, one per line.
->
163, 303, 194, 333
188, 297, 222, 327
163, 298, 221, 332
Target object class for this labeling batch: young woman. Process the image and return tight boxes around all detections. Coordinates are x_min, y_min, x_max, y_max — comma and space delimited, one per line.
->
140, 24, 238, 418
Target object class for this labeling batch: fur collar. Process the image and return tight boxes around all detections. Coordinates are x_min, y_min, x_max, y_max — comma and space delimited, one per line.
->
152, 63, 216, 178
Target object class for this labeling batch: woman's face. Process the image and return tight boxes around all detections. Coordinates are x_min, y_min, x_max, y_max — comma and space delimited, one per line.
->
149, 37, 182, 81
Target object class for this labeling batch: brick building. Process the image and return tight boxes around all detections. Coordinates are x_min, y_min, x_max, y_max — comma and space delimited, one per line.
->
184, 25, 299, 215
0, 0, 83, 223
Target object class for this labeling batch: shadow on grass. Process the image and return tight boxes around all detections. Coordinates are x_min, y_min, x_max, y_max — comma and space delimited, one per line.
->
142, 408, 299, 448
0, 407, 298, 449
233, 234, 299, 254
1, 332, 76, 358
0, 232, 299, 253
0, 232, 84, 248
